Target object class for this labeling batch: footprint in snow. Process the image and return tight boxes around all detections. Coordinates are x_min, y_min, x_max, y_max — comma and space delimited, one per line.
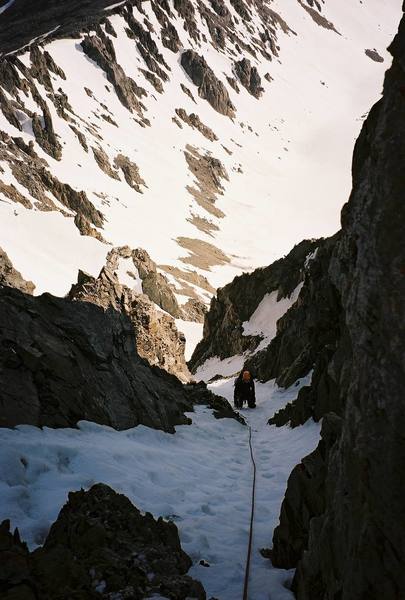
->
261, 472, 275, 480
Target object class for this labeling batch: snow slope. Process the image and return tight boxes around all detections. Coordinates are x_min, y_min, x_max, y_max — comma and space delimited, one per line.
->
0, 375, 319, 600
0, 0, 402, 307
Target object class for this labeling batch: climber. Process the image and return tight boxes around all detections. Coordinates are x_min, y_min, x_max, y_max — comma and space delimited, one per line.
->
234, 370, 256, 409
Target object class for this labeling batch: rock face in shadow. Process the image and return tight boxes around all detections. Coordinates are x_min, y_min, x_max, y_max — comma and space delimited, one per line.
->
0, 483, 206, 600
271, 413, 343, 569
189, 239, 318, 372
0, 283, 192, 432
270, 13, 405, 599
0, 0, 145, 56
246, 233, 344, 396
181, 49, 235, 117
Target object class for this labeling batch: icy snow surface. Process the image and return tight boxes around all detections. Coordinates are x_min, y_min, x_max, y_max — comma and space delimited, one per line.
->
0, 375, 320, 600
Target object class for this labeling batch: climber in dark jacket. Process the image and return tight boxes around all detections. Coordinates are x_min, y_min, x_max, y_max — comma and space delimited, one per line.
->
234, 370, 256, 409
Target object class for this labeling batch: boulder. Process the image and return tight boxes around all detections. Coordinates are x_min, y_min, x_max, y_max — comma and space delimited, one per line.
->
0, 484, 206, 599
184, 381, 245, 424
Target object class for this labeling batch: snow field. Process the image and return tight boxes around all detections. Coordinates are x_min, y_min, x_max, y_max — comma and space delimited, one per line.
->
0, 1, 401, 299
0, 374, 319, 600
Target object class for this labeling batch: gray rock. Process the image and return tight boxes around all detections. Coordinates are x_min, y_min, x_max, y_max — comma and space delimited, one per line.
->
270, 14, 405, 599
0, 484, 206, 599
0, 283, 192, 432
234, 58, 264, 98
68, 247, 191, 382
181, 49, 235, 117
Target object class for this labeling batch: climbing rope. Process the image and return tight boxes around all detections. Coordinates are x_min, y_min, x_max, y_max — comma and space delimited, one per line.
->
243, 424, 257, 600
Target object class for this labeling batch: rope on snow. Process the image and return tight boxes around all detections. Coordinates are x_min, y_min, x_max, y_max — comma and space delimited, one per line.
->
243, 425, 257, 600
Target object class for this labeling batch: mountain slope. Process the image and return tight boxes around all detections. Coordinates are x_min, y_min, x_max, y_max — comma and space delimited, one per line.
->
0, 0, 401, 311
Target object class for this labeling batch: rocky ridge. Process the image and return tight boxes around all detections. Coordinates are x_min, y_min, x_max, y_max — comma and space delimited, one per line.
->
68, 246, 191, 382
272, 14, 405, 598
0, 483, 205, 600
0, 246, 241, 431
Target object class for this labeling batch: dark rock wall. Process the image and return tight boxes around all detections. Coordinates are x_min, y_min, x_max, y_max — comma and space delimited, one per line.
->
271, 11, 405, 599
246, 234, 343, 391
0, 284, 192, 432
189, 238, 318, 371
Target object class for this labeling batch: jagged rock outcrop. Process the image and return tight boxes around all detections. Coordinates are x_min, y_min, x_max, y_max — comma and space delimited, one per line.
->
0, 282, 192, 431
0, 247, 35, 294
189, 239, 318, 371
92, 146, 120, 180
0, 131, 104, 232
234, 58, 264, 98
270, 14, 405, 599
132, 247, 182, 318
184, 144, 228, 223
68, 247, 191, 382
31, 100, 62, 160
81, 32, 146, 115
175, 108, 218, 141
114, 153, 146, 191
29, 46, 66, 91
181, 49, 235, 117
0, 484, 206, 600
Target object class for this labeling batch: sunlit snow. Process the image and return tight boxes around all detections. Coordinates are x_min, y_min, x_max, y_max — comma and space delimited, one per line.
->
0, 0, 401, 301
